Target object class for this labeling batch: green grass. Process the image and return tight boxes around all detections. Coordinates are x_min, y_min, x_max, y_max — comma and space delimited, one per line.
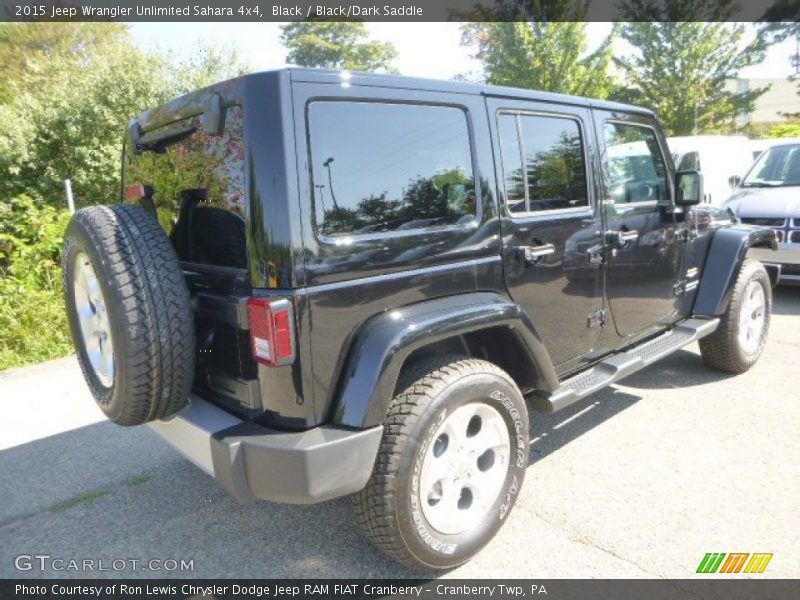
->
128, 474, 151, 486
50, 489, 110, 513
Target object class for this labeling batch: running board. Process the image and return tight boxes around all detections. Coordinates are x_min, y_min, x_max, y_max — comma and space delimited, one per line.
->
529, 318, 720, 413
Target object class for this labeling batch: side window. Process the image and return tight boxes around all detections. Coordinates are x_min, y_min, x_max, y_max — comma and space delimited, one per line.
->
307, 101, 475, 237
497, 113, 589, 213
497, 114, 526, 213
603, 122, 668, 205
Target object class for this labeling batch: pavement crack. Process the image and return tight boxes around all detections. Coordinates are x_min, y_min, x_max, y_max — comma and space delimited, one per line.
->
517, 503, 665, 577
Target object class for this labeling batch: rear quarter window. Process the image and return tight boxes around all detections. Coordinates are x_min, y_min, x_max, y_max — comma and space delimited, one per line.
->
306, 101, 476, 237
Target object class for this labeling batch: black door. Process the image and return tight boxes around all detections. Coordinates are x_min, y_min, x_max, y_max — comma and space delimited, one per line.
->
488, 99, 605, 369
594, 113, 685, 339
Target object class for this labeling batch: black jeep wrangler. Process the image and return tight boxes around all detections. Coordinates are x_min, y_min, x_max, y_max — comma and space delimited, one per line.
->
63, 69, 777, 570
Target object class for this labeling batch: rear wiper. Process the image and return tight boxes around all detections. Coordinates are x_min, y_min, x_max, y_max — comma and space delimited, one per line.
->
131, 125, 197, 154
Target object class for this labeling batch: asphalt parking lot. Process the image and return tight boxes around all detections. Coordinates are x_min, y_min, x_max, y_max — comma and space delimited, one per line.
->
2, 287, 799, 579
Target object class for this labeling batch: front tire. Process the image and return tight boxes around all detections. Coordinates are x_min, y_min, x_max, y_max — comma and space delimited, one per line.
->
699, 258, 771, 374
353, 356, 529, 571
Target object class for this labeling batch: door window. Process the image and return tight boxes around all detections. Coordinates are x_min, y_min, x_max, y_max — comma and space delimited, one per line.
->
497, 113, 589, 214
603, 122, 668, 205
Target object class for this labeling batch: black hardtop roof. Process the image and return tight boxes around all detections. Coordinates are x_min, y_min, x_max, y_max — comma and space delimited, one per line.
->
285, 67, 654, 116
133, 67, 653, 131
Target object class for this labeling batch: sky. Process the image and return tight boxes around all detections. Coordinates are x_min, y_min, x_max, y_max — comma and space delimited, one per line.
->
130, 22, 799, 82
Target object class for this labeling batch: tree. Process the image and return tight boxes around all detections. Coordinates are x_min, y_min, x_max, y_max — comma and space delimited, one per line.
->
768, 119, 800, 138
0, 24, 247, 207
614, 2, 769, 134
461, 1, 616, 98
757, 0, 800, 48
0, 23, 127, 103
165, 40, 249, 93
280, 22, 397, 73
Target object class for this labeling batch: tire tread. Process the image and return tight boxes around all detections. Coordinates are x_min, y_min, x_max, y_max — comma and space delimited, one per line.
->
65, 204, 194, 425
353, 355, 520, 570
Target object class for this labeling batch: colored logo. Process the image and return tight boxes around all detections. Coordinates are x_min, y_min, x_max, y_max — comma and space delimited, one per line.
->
696, 552, 772, 574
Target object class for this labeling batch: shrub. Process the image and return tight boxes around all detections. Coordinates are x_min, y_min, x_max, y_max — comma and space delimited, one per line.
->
0, 195, 72, 370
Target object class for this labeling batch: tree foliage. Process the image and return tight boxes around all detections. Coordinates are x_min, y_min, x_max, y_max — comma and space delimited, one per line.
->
768, 119, 800, 138
0, 195, 72, 370
0, 23, 247, 208
280, 22, 398, 72
460, 0, 616, 98
0, 23, 248, 370
614, 2, 769, 134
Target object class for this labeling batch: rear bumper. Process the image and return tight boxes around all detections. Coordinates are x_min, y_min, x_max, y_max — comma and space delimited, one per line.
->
147, 395, 383, 504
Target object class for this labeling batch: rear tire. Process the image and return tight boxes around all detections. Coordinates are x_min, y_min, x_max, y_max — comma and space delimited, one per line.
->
353, 356, 529, 571
699, 258, 771, 374
63, 204, 195, 425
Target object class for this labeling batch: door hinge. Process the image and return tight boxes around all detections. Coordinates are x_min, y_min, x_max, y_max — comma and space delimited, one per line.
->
587, 308, 605, 328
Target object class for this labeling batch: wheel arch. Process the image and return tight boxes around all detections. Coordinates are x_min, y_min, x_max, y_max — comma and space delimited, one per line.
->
693, 225, 777, 317
329, 292, 558, 429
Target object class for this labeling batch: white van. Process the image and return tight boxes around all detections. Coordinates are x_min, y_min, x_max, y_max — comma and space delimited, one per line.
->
668, 135, 754, 206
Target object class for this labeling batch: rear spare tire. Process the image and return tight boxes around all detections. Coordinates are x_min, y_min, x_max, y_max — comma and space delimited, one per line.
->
63, 204, 195, 425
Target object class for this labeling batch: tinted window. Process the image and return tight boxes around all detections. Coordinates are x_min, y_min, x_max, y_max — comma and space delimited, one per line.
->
497, 114, 526, 213
604, 122, 668, 204
497, 113, 588, 213
124, 106, 246, 269
307, 102, 475, 237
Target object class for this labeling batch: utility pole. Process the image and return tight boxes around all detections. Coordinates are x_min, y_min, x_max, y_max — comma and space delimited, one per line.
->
323, 157, 339, 211
314, 184, 326, 215
64, 179, 75, 214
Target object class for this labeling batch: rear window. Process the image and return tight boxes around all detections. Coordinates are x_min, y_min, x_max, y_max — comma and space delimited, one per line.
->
123, 105, 246, 270
307, 101, 476, 237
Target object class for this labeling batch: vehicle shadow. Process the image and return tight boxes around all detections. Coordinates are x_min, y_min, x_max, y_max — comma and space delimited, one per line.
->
615, 348, 731, 390
0, 422, 421, 579
526, 340, 745, 463
527, 387, 641, 464
772, 286, 800, 316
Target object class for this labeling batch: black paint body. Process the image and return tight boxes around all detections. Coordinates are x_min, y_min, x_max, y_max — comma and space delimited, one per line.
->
125, 69, 776, 431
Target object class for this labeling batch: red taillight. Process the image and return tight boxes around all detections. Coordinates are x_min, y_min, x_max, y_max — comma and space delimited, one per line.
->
246, 298, 295, 367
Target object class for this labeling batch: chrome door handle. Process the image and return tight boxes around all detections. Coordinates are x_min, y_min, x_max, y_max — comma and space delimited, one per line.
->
606, 229, 639, 246
523, 243, 555, 264
587, 244, 604, 265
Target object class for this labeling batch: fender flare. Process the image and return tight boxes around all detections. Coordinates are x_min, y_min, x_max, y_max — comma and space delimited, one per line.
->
330, 292, 558, 429
693, 225, 777, 317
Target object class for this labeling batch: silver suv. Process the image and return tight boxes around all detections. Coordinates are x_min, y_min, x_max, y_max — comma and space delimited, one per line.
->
724, 141, 800, 285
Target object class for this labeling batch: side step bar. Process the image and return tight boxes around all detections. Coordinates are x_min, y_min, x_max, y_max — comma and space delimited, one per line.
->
529, 318, 720, 413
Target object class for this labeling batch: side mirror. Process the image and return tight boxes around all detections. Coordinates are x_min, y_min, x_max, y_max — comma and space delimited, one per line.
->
676, 170, 703, 206
728, 174, 742, 189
